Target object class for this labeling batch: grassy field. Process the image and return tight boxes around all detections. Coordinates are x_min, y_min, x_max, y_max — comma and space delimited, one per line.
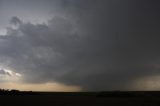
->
1, 91, 160, 106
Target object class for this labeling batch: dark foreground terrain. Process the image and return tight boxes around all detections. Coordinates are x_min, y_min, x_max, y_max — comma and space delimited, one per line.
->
1, 91, 160, 106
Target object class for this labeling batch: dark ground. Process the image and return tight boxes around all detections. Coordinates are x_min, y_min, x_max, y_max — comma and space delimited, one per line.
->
1, 91, 160, 106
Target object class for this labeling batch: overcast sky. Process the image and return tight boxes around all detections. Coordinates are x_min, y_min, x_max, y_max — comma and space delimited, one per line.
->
0, 0, 160, 91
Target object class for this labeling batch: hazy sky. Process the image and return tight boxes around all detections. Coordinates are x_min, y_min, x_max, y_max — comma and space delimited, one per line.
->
0, 0, 160, 91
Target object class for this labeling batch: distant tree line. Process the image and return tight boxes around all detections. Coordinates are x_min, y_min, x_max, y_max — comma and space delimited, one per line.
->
0, 88, 19, 92
0, 88, 37, 95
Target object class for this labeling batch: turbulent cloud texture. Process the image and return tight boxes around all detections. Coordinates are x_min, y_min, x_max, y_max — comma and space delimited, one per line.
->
0, 0, 160, 91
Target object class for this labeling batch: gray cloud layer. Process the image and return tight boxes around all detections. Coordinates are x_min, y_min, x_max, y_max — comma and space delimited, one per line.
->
0, 0, 160, 91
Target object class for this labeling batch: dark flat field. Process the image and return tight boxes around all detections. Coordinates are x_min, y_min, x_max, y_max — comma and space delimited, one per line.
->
1, 91, 160, 106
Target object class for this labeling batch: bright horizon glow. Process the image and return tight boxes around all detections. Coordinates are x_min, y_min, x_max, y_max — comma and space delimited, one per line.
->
0, 82, 82, 92
0, 68, 82, 92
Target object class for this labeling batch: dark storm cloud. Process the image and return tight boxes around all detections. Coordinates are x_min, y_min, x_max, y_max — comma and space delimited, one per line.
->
0, 0, 160, 90
0, 69, 8, 75
10, 16, 22, 26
